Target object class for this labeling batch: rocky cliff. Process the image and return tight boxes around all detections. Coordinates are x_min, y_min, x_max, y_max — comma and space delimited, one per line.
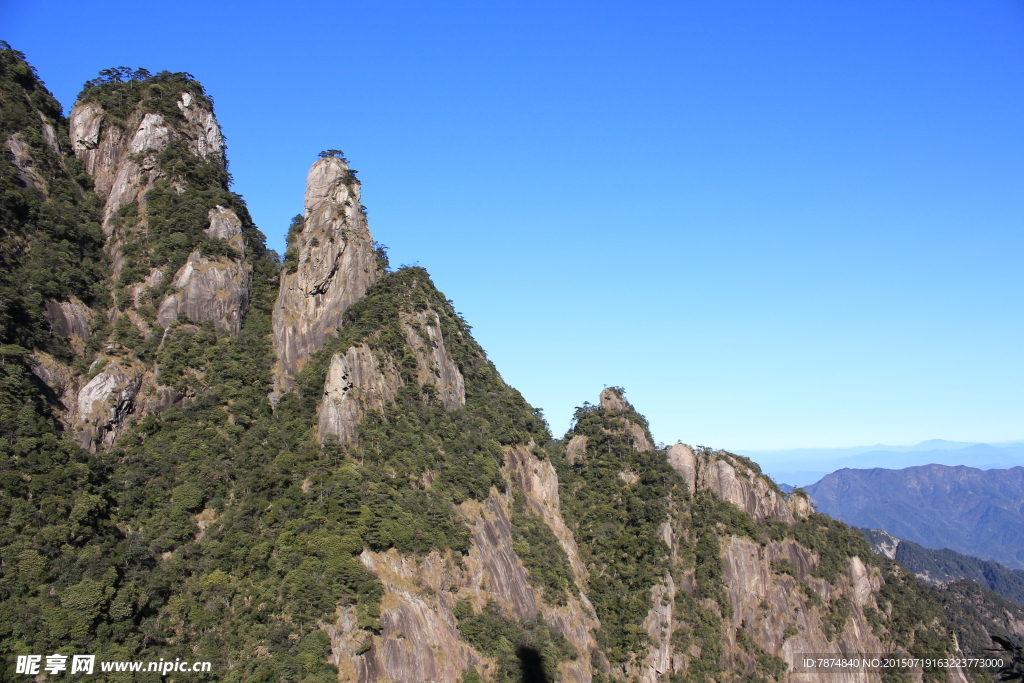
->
316, 304, 466, 444
272, 155, 380, 394
156, 205, 252, 335
29, 70, 265, 448
0, 46, 1011, 683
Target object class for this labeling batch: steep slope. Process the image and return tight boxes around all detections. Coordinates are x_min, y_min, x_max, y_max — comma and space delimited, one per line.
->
0, 43, 106, 355
807, 465, 1024, 569
1, 47, 1016, 683
861, 528, 1024, 606
46, 66, 276, 452
859, 528, 1024, 668
0, 48, 285, 677
554, 389, 978, 683
272, 153, 382, 396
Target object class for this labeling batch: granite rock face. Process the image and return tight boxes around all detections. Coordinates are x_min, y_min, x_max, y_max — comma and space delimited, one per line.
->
328, 462, 602, 683
70, 93, 224, 238
317, 306, 465, 445
403, 310, 466, 411
43, 297, 93, 354
719, 537, 889, 683
73, 359, 142, 452
29, 352, 81, 428
318, 344, 402, 444
666, 443, 805, 522
5, 132, 48, 192
272, 157, 379, 394
58, 89, 250, 446
156, 206, 251, 334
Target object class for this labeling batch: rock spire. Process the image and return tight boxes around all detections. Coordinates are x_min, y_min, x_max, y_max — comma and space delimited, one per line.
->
271, 156, 379, 394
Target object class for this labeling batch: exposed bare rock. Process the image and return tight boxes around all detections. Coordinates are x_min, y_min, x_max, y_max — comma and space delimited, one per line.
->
139, 384, 187, 414
719, 535, 887, 683
637, 573, 675, 683
402, 310, 465, 410
74, 359, 142, 452
599, 387, 629, 412
344, 550, 485, 683
99, 113, 174, 235
29, 352, 79, 425
152, 206, 250, 335
702, 456, 794, 522
177, 92, 223, 159
155, 206, 250, 335
667, 445, 796, 523
318, 344, 402, 444
70, 93, 226, 250
194, 508, 217, 542
69, 102, 120, 194
566, 434, 588, 464
144, 267, 165, 289
43, 297, 93, 354
862, 528, 900, 561
323, 605, 363, 682
666, 443, 697, 490
504, 445, 590, 584
204, 205, 245, 252
156, 251, 251, 334
627, 421, 654, 452
338, 478, 605, 683
38, 115, 59, 155
6, 132, 50, 193
787, 488, 813, 520
848, 556, 874, 606
272, 157, 379, 394
502, 446, 605, 681
461, 495, 539, 621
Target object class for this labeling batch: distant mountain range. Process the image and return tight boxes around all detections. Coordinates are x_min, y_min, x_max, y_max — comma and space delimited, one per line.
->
806, 464, 1024, 569
737, 440, 1024, 487
860, 528, 1024, 605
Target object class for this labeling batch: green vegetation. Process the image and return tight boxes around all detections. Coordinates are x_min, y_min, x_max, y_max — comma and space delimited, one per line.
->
890, 533, 1024, 606
671, 590, 725, 682
454, 600, 574, 683
510, 492, 575, 606
556, 390, 679, 663
790, 512, 878, 583
9, 260, 545, 679
78, 67, 209, 129
282, 214, 304, 273
0, 44, 107, 356
929, 581, 1024, 682
0, 45, 1011, 683
820, 596, 850, 642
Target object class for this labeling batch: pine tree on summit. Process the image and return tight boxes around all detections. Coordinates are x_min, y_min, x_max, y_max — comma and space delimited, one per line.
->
318, 149, 347, 160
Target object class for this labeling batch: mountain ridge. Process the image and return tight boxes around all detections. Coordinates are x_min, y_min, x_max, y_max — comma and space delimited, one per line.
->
748, 441, 1024, 487
1, 44, 1018, 682
859, 528, 1024, 606
807, 464, 1024, 570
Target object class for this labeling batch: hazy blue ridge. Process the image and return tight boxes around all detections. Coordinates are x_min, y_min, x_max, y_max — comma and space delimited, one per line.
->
808, 465, 1024, 569
740, 440, 1024, 487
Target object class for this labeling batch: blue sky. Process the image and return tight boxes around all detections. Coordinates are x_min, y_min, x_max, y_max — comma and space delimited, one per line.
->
5, 0, 1023, 449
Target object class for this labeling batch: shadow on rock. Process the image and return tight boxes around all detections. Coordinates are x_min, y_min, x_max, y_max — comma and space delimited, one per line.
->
516, 645, 551, 683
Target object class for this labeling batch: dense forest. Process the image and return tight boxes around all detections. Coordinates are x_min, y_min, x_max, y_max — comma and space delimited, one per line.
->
1, 42, 1020, 682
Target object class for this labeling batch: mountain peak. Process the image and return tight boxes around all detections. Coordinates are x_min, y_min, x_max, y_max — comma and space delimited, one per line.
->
271, 156, 379, 393
304, 154, 353, 214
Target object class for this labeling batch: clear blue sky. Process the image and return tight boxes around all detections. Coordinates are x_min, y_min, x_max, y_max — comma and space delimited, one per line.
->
5, 0, 1023, 449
